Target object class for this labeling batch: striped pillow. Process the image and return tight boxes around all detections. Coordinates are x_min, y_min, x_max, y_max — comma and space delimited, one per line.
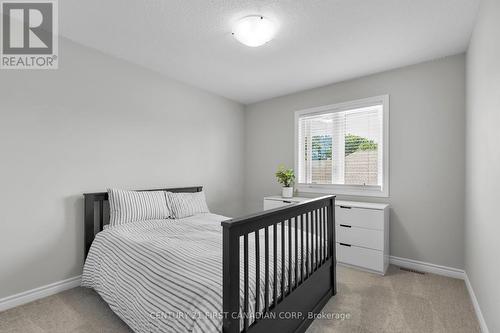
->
107, 189, 171, 227
166, 191, 210, 219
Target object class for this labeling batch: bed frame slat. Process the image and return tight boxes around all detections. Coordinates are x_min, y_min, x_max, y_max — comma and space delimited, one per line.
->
294, 215, 298, 290
301, 214, 304, 284
316, 209, 319, 271
243, 234, 249, 331
288, 219, 292, 295
264, 227, 270, 313
322, 208, 328, 264
320, 208, 323, 265
312, 210, 316, 272
321, 209, 323, 264
280, 220, 285, 301
273, 223, 278, 309
98, 201, 104, 231
254, 229, 260, 318
306, 212, 310, 279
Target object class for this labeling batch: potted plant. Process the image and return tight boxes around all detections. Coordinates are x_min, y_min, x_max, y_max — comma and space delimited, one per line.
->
275, 165, 295, 198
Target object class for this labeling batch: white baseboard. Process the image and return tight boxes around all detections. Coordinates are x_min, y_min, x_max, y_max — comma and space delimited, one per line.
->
389, 256, 490, 332
0, 275, 81, 312
337, 256, 488, 332
389, 256, 465, 279
464, 273, 490, 333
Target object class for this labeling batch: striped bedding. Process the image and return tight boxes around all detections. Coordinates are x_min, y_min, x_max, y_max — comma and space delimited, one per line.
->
166, 191, 210, 219
107, 189, 171, 226
82, 213, 322, 333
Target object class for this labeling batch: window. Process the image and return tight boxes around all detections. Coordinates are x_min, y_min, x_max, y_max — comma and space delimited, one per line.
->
295, 95, 389, 197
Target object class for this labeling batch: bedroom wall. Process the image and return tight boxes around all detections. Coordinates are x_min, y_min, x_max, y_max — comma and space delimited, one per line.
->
0, 39, 245, 299
244, 54, 466, 270
465, 0, 500, 331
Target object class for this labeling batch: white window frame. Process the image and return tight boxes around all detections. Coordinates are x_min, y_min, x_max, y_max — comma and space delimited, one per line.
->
294, 95, 390, 197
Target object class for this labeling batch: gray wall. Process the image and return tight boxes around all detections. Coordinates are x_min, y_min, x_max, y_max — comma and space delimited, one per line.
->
0, 39, 245, 299
244, 54, 466, 270
465, 0, 500, 331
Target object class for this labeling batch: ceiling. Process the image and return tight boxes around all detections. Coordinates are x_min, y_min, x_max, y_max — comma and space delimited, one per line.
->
60, 0, 479, 104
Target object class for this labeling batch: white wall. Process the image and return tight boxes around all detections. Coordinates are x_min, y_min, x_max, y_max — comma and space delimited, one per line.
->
465, 0, 500, 331
0, 39, 245, 299
244, 54, 466, 270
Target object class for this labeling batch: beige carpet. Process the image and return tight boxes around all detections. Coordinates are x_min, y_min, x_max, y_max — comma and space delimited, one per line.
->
0, 265, 480, 333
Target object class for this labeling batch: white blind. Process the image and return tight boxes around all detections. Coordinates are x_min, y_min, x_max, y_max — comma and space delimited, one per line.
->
298, 104, 383, 187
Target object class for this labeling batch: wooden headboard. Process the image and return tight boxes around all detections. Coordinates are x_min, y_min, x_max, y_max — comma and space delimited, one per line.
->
83, 186, 203, 257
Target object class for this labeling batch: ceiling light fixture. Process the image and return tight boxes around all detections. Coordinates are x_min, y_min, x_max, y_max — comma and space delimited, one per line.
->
232, 15, 276, 47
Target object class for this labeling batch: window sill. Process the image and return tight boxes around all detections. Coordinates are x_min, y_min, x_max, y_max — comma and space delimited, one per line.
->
296, 184, 389, 198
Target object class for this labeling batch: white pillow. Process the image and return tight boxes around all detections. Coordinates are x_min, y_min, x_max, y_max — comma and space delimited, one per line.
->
166, 191, 210, 219
107, 189, 170, 227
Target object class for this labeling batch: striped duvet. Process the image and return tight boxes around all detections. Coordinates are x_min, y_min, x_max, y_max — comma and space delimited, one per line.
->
82, 213, 319, 333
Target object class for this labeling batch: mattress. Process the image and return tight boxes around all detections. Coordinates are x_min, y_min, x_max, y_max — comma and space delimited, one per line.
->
82, 213, 320, 333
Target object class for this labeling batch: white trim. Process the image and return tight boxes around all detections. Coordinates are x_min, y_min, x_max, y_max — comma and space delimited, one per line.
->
294, 95, 390, 198
337, 262, 385, 275
464, 273, 490, 333
389, 256, 465, 279
0, 275, 81, 312
388, 256, 489, 332
297, 184, 386, 197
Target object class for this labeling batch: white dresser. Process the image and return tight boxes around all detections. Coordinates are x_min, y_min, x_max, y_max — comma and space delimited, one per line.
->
263, 196, 390, 275
335, 200, 389, 275
263, 196, 312, 210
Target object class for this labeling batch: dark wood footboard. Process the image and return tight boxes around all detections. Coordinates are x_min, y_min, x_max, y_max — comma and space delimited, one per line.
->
221, 195, 336, 333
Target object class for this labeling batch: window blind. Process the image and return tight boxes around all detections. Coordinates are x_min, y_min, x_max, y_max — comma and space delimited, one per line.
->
297, 104, 383, 188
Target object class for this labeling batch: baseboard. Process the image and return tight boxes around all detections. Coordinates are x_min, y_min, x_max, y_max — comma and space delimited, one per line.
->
389, 256, 465, 279
389, 257, 489, 332
0, 275, 81, 312
464, 273, 490, 333
337, 262, 385, 275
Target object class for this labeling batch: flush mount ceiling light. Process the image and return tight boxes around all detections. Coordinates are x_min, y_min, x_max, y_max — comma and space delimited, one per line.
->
232, 16, 276, 47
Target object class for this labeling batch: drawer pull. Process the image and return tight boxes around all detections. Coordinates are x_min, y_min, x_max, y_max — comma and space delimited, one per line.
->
339, 243, 351, 247
339, 206, 352, 209
340, 224, 352, 228
283, 201, 292, 204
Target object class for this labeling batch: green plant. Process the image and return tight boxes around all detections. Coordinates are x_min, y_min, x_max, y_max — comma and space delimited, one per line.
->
275, 166, 295, 187
345, 133, 378, 156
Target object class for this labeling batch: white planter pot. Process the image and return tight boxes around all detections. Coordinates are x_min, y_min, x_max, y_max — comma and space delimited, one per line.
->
282, 187, 294, 198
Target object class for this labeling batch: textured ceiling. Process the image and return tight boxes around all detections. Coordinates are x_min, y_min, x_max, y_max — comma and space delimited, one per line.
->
60, 0, 479, 104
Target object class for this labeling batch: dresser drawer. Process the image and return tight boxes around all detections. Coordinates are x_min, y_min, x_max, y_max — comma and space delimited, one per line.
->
263, 199, 294, 210
335, 206, 384, 230
336, 225, 383, 251
336, 243, 384, 272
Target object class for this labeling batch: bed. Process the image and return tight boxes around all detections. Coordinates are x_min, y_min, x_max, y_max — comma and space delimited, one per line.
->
83, 186, 336, 333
